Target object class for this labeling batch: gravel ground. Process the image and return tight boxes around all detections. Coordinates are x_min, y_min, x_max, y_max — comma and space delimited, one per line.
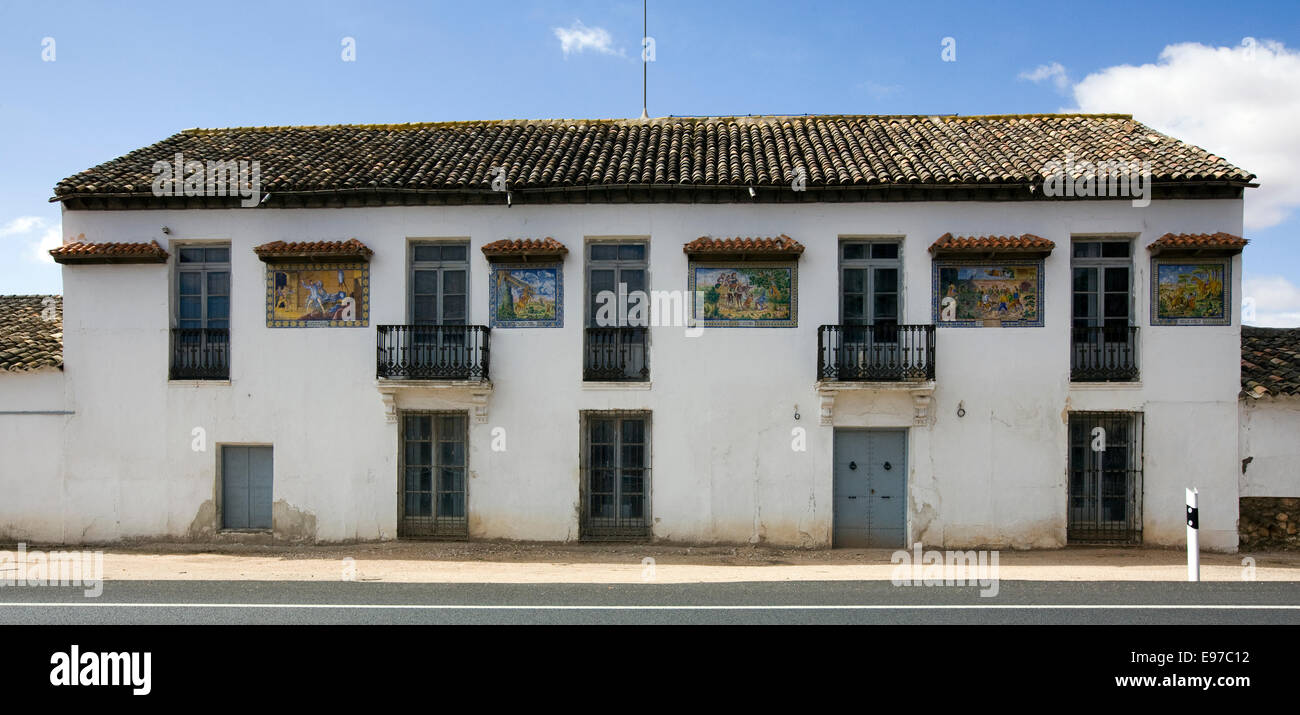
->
3, 540, 1297, 583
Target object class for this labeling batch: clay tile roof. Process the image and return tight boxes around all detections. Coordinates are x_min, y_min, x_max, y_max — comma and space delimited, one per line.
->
929, 233, 1056, 255
480, 238, 569, 261
51, 115, 1255, 206
1148, 232, 1248, 255
49, 239, 169, 264
1242, 327, 1300, 398
253, 238, 373, 262
683, 235, 805, 257
0, 295, 63, 372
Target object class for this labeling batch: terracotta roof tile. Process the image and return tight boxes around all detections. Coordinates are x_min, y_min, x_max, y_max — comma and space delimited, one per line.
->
52, 115, 1255, 205
929, 233, 1056, 255
49, 239, 169, 264
1149, 232, 1248, 255
480, 238, 569, 260
253, 239, 373, 261
0, 295, 62, 372
1242, 327, 1300, 398
683, 235, 805, 256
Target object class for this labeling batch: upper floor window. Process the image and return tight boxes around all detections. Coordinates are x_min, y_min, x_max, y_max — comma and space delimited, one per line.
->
409, 242, 468, 326
839, 240, 900, 327
1071, 239, 1131, 332
176, 245, 230, 330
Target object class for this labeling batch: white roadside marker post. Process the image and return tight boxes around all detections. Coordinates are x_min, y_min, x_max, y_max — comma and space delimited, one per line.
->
1186, 487, 1200, 582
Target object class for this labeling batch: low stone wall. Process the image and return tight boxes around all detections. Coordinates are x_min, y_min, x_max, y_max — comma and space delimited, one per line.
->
1239, 497, 1300, 550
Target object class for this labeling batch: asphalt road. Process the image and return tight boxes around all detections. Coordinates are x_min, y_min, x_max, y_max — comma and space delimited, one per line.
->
1, 580, 1298, 624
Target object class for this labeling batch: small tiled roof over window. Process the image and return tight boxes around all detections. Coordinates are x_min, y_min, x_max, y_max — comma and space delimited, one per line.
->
683, 235, 805, 259
253, 239, 374, 262
1242, 327, 1300, 398
0, 295, 63, 372
51, 114, 1255, 208
480, 238, 569, 261
929, 233, 1056, 256
1148, 232, 1248, 255
49, 239, 169, 264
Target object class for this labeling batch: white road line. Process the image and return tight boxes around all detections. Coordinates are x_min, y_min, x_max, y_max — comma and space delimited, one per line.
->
0, 603, 1298, 610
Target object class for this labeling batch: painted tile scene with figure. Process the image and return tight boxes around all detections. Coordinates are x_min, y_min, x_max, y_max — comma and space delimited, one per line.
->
934, 261, 1043, 327
689, 263, 797, 327
490, 265, 563, 328
267, 263, 369, 327
1152, 259, 1229, 325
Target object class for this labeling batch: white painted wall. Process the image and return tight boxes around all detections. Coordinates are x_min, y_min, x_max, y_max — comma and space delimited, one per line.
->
1239, 397, 1300, 498
0, 368, 68, 541
1, 197, 1245, 549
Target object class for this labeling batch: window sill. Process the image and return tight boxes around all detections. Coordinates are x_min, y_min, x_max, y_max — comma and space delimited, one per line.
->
169, 379, 232, 387
1068, 381, 1143, 390
582, 381, 652, 391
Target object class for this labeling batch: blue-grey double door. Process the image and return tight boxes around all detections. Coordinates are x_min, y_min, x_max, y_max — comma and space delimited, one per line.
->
833, 429, 906, 548
222, 446, 273, 530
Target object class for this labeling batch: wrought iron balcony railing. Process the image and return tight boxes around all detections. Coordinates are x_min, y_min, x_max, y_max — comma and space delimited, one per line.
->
377, 325, 491, 380
584, 326, 649, 382
1071, 325, 1139, 382
817, 324, 935, 382
170, 328, 230, 380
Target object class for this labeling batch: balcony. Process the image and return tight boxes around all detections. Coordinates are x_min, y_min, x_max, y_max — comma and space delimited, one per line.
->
584, 326, 648, 382
170, 328, 229, 380
1071, 325, 1138, 382
376, 325, 491, 381
817, 324, 936, 382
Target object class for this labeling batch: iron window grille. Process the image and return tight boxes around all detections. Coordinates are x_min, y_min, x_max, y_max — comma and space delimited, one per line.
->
580, 411, 651, 541
398, 411, 469, 539
1067, 411, 1143, 544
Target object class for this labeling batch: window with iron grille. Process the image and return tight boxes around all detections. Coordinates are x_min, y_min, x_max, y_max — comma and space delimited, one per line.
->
585, 241, 649, 381
580, 411, 651, 540
399, 411, 468, 538
1071, 238, 1138, 381
171, 244, 231, 379
1067, 411, 1143, 544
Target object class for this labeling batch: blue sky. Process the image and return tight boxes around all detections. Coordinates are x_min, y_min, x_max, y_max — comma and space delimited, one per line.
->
2, 0, 1297, 323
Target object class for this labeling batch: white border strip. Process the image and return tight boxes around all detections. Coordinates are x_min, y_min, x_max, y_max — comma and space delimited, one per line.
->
2, 603, 1298, 611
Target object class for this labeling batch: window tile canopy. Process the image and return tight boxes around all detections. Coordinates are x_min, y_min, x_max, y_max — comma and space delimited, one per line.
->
929, 233, 1055, 258
49, 237, 169, 265
1147, 232, 1247, 256
253, 239, 373, 263
683, 235, 805, 260
481, 238, 569, 262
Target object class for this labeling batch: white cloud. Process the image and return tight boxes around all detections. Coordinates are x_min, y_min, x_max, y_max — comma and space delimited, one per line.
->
1019, 62, 1069, 91
0, 215, 63, 263
1067, 39, 1300, 230
553, 20, 623, 57
0, 216, 45, 237
1244, 275, 1300, 327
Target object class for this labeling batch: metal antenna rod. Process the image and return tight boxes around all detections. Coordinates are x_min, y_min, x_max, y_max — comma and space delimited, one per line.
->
640, 0, 648, 120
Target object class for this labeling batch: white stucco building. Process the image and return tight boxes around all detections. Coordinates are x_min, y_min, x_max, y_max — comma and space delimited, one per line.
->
0, 114, 1266, 551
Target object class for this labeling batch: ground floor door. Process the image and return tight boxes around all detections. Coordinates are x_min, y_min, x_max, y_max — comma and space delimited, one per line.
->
1067, 411, 1143, 544
581, 412, 651, 540
399, 412, 468, 538
833, 429, 906, 547
222, 445, 273, 529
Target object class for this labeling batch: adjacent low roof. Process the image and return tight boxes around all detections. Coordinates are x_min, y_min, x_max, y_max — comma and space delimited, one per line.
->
49, 239, 169, 264
253, 239, 374, 262
1148, 232, 1248, 255
480, 238, 569, 261
0, 295, 63, 372
684, 235, 805, 258
51, 114, 1255, 208
929, 233, 1056, 256
1242, 327, 1300, 398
